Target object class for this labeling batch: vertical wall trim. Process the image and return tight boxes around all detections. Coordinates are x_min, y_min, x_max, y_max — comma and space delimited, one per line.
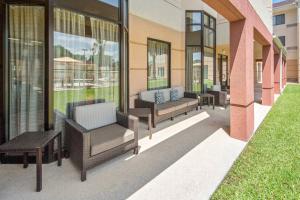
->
0, 2, 5, 144
45, 0, 54, 130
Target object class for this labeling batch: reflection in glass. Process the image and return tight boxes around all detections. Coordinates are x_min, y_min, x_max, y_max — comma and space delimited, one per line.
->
203, 48, 214, 90
186, 25, 202, 46
98, 0, 119, 7
54, 8, 120, 114
204, 28, 214, 48
186, 12, 201, 24
8, 6, 45, 139
148, 40, 170, 90
186, 47, 201, 92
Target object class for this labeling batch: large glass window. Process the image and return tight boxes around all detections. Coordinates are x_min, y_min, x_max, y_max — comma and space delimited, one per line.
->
54, 8, 120, 114
186, 47, 201, 92
8, 5, 45, 139
185, 11, 216, 93
147, 39, 170, 90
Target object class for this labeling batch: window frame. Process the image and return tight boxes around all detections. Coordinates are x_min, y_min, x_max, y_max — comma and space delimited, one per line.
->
185, 10, 216, 94
0, 0, 129, 156
147, 38, 171, 90
273, 14, 285, 26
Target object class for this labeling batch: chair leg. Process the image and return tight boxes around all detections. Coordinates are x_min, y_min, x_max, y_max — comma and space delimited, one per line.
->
57, 134, 62, 167
81, 170, 87, 182
36, 148, 42, 192
133, 147, 139, 155
23, 152, 29, 169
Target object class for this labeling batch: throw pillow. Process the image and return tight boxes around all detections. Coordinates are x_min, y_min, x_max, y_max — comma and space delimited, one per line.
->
170, 89, 179, 101
155, 91, 165, 104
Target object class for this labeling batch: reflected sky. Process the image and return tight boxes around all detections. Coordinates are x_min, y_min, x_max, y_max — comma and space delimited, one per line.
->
98, 0, 119, 7
54, 31, 119, 59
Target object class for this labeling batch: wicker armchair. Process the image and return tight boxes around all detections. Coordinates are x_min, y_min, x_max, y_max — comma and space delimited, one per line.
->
65, 102, 139, 181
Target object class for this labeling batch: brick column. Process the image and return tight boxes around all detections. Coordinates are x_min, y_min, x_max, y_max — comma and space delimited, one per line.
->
262, 45, 274, 105
230, 19, 254, 141
283, 60, 287, 87
274, 53, 281, 94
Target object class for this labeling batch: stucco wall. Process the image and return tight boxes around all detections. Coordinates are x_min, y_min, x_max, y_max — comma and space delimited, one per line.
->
129, 14, 185, 108
249, 0, 273, 33
273, 4, 299, 82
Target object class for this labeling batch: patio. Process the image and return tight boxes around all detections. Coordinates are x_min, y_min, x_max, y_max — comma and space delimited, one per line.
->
0, 103, 272, 200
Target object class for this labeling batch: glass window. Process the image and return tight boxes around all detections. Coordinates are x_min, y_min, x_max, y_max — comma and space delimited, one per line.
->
210, 17, 215, 29
98, 0, 119, 7
204, 28, 214, 48
256, 61, 263, 83
186, 12, 201, 24
203, 47, 214, 90
204, 14, 209, 26
8, 5, 45, 139
54, 8, 120, 114
147, 39, 170, 90
273, 14, 285, 26
186, 25, 202, 46
186, 47, 201, 92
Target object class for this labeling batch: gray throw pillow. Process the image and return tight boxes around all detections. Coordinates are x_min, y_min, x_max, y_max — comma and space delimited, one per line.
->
155, 91, 165, 104
170, 89, 179, 101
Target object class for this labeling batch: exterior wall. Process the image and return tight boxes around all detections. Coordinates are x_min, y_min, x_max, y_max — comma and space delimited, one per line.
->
128, 0, 218, 107
249, 0, 273, 33
129, 14, 185, 108
273, 1, 299, 82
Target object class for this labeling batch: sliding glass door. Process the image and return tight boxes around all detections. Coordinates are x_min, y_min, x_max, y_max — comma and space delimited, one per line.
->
8, 5, 45, 139
53, 8, 120, 115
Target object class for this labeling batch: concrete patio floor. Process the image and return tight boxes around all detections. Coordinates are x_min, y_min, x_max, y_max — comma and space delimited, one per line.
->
0, 103, 273, 200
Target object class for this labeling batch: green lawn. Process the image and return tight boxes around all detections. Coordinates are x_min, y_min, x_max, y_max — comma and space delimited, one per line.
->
54, 87, 119, 114
212, 85, 300, 199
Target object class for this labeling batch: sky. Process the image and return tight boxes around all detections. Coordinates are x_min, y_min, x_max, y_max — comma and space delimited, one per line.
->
273, 0, 286, 3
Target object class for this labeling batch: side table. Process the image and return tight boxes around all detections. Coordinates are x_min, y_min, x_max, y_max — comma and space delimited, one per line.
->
199, 93, 215, 109
0, 131, 62, 192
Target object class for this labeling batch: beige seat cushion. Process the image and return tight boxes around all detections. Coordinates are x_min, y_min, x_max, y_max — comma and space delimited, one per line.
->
172, 101, 188, 111
90, 124, 134, 156
157, 103, 176, 116
179, 98, 198, 106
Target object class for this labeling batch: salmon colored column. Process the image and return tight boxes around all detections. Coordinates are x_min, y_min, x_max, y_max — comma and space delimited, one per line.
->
262, 45, 274, 105
230, 19, 254, 141
283, 60, 287, 86
274, 53, 281, 94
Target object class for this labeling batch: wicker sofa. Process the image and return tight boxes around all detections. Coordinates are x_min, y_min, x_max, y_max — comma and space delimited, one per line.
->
65, 102, 139, 181
135, 86, 198, 128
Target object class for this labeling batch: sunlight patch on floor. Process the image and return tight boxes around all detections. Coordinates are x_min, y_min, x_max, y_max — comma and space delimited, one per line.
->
138, 112, 210, 153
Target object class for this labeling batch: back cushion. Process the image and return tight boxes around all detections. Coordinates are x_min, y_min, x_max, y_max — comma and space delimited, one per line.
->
140, 90, 157, 103
160, 88, 171, 102
172, 86, 185, 99
74, 102, 117, 130
212, 85, 221, 92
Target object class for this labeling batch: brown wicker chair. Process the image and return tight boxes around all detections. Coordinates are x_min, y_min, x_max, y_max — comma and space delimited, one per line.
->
65, 102, 139, 181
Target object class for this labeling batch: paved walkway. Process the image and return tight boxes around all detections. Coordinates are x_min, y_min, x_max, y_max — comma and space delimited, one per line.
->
0, 103, 272, 200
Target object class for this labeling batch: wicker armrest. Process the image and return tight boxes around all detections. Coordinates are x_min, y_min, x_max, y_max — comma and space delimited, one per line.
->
135, 99, 156, 110
184, 92, 198, 99
65, 119, 91, 167
65, 119, 89, 134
